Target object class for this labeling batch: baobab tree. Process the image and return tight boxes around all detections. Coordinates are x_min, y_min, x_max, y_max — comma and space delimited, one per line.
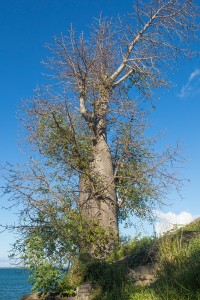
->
2, 0, 199, 260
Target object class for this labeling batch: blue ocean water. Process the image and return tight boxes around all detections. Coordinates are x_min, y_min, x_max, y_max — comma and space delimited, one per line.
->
0, 268, 32, 300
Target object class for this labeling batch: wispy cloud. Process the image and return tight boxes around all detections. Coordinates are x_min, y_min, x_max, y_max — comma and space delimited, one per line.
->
154, 210, 194, 236
178, 69, 200, 99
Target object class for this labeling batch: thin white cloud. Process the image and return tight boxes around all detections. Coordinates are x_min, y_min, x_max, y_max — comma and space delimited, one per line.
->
189, 69, 200, 82
178, 69, 200, 98
154, 211, 194, 236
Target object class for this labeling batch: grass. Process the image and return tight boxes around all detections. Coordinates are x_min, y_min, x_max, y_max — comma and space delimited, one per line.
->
87, 218, 200, 299
126, 218, 200, 300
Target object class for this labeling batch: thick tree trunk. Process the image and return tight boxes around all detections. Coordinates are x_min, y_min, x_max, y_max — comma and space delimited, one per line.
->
79, 135, 118, 254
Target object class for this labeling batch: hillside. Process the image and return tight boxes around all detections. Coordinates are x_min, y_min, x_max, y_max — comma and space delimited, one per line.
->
21, 218, 200, 300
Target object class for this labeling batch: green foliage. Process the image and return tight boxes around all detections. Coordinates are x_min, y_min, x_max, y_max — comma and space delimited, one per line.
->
12, 207, 119, 296
126, 221, 200, 300
155, 229, 200, 299
65, 253, 129, 300
128, 236, 155, 268
21, 234, 63, 294
129, 286, 158, 300
36, 112, 92, 172
55, 237, 155, 299
181, 218, 200, 232
108, 235, 155, 265
112, 115, 162, 223
11, 222, 200, 299
86, 260, 127, 291
56, 274, 77, 297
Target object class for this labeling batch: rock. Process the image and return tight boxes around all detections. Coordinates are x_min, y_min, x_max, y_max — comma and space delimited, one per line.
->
21, 294, 40, 300
76, 283, 94, 300
21, 283, 94, 300
128, 262, 157, 286
133, 263, 156, 276
21, 294, 72, 300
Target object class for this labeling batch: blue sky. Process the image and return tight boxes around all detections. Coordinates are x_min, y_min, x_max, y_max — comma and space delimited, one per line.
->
0, 0, 200, 267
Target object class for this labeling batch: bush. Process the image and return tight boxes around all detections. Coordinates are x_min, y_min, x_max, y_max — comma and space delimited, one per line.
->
22, 235, 63, 294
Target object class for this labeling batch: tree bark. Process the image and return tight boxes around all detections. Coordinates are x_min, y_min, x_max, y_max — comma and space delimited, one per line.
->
79, 135, 118, 253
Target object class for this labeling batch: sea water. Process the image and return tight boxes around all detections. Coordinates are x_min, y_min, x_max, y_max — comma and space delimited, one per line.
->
0, 268, 32, 300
